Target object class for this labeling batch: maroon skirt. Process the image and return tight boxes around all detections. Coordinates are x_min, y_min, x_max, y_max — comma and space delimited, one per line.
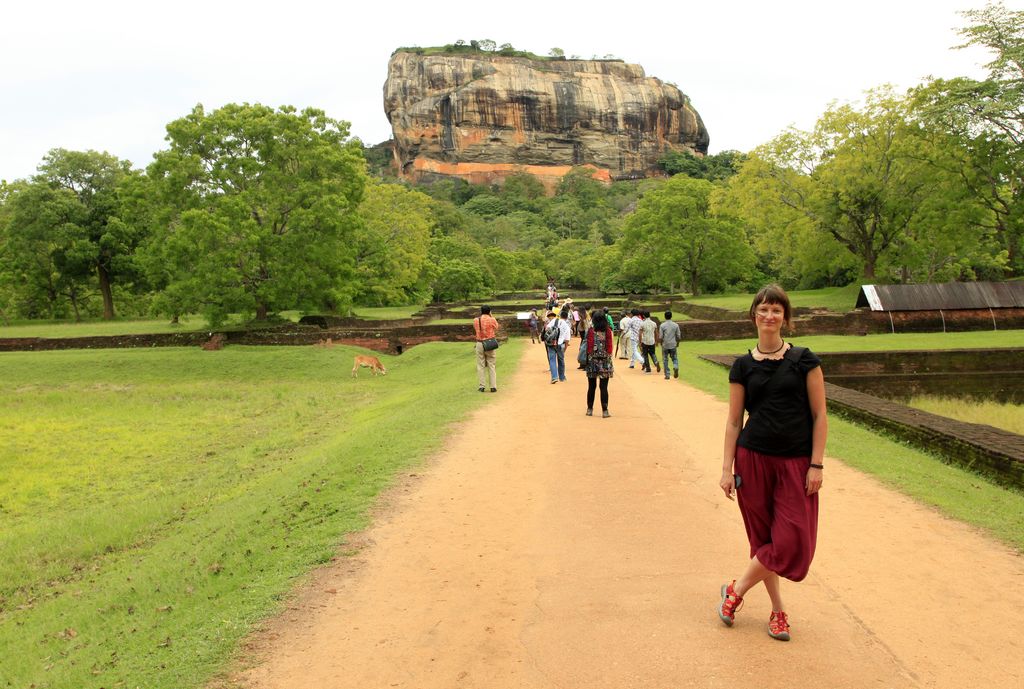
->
734, 445, 819, 582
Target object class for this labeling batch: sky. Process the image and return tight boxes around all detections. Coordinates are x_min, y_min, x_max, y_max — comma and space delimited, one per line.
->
0, 0, 1000, 183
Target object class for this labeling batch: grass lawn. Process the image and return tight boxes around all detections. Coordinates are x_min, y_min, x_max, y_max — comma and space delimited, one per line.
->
674, 329, 1024, 551
0, 312, 308, 339
0, 339, 519, 689
0, 307, 432, 339
685, 284, 863, 313
907, 396, 1024, 436
0, 315, 218, 338
350, 305, 425, 320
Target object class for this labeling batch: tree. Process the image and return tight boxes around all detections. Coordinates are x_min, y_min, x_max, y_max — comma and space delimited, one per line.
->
556, 167, 605, 208
549, 47, 565, 58
144, 103, 367, 324
546, 238, 600, 289
461, 193, 507, 219
1, 150, 142, 319
1, 179, 87, 319
431, 259, 486, 302
619, 176, 754, 295
730, 89, 978, 281
718, 157, 859, 288
913, 2, 1024, 274
658, 150, 747, 181
352, 182, 434, 306
499, 172, 545, 212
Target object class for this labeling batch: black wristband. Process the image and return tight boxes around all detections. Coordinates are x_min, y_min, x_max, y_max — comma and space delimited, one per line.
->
809, 463, 824, 469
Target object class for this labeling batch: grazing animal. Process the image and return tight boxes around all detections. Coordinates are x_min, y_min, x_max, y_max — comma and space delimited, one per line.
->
201, 333, 226, 351
351, 354, 387, 378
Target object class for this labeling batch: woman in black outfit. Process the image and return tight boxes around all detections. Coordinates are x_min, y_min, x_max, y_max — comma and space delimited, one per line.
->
717, 284, 827, 642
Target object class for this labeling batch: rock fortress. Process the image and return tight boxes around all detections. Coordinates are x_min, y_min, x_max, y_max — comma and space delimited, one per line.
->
383, 49, 709, 192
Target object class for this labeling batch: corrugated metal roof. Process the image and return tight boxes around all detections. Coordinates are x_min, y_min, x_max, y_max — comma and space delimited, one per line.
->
856, 282, 1024, 311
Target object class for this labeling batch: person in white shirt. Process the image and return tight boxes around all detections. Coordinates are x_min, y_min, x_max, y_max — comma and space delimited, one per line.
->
617, 311, 631, 359
626, 309, 643, 368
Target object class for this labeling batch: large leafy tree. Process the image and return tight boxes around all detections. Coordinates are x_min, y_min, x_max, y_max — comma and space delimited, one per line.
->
913, 2, 1024, 274
0, 180, 89, 319
430, 259, 486, 302
718, 156, 859, 288
353, 181, 434, 306
145, 103, 367, 324
619, 176, 754, 295
2, 150, 138, 319
726, 89, 991, 281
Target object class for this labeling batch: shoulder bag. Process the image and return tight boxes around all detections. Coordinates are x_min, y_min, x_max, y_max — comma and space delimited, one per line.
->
478, 317, 500, 351
577, 329, 590, 365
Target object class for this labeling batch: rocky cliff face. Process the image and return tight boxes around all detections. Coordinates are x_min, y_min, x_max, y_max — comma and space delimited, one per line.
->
384, 51, 709, 189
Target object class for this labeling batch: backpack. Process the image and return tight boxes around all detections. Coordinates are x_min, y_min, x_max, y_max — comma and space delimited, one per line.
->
590, 330, 609, 360
543, 321, 560, 346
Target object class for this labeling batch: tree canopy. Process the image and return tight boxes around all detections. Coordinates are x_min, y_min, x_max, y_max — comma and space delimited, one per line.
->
620, 176, 754, 295
143, 103, 367, 324
0, 149, 137, 320
913, 1, 1024, 274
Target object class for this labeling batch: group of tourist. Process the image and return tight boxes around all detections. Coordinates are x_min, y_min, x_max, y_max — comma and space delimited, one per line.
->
535, 303, 615, 416
529, 304, 685, 418
616, 309, 682, 380
472, 285, 828, 643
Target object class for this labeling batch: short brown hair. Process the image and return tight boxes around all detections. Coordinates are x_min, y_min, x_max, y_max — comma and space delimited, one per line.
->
749, 284, 792, 328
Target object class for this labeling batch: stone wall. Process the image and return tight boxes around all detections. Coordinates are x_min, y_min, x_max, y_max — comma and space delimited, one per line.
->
0, 322, 499, 355
818, 348, 1024, 402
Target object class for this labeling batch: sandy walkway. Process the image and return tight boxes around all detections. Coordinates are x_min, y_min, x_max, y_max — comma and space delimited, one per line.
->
227, 342, 1024, 689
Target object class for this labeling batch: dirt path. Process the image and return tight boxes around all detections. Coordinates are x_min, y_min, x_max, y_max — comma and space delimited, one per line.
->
228, 342, 1024, 689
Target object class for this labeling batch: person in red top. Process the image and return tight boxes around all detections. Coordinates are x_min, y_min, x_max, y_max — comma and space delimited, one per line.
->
473, 305, 500, 392
584, 313, 615, 417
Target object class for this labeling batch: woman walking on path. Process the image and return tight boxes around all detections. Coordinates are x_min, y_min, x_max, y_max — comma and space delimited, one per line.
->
718, 284, 827, 641
528, 308, 540, 344
584, 311, 614, 417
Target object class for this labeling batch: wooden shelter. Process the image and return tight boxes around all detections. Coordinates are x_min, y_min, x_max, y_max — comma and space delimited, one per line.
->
856, 282, 1024, 312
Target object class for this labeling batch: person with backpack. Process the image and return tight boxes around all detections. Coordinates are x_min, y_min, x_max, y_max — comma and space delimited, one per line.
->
717, 284, 828, 642
543, 310, 571, 384
583, 311, 614, 417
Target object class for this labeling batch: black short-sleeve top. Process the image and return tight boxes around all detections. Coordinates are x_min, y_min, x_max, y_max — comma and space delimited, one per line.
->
728, 346, 822, 457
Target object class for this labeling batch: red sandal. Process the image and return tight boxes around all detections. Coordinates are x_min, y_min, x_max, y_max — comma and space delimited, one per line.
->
718, 580, 743, 626
768, 610, 791, 641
